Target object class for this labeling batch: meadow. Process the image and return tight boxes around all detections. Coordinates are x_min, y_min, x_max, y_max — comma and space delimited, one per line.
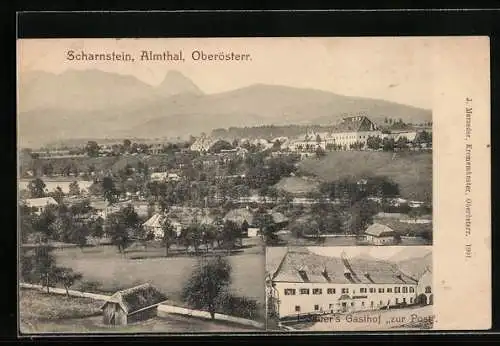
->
19, 289, 259, 334
52, 242, 266, 312
299, 151, 432, 202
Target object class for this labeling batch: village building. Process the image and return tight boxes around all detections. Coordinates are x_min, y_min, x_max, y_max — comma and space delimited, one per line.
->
101, 283, 167, 326
150, 172, 169, 182
416, 268, 433, 305
364, 223, 398, 245
149, 143, 164, 155
143, 213, 184, 239
288, 116, 382, 152
24, 197, 58, 215
189, 135, 219, 153
223, 207, 256, 236
267, 249, 431, 319
150, 172, 181, 182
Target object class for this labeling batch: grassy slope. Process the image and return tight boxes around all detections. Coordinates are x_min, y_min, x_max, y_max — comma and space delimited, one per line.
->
52, 244, 266, 311
298, 151, 432, 202
19, 289, 260, 333
20, 289, 102, 323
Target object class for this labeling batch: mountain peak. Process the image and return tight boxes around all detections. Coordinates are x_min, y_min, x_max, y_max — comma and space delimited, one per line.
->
157, 70, 203, 96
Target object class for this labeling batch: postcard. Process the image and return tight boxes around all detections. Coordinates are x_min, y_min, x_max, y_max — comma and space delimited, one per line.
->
17, 37, 491, 334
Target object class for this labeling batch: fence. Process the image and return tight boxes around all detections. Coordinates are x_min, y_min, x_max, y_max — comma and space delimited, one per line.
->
20, 282, 264, 329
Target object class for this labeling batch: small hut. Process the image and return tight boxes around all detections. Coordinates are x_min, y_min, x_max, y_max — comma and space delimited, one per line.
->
101, 283, 167, 326
364, 223, 398, 246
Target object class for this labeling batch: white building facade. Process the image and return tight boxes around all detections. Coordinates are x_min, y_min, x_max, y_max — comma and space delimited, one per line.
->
268, 249, 430, 319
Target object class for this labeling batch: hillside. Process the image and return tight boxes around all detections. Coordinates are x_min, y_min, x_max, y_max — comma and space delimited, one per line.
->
18, 69, 432, 148
298, 151, 432, 202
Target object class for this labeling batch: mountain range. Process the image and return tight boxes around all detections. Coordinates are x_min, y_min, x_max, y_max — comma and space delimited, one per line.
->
18, 69, 432, 148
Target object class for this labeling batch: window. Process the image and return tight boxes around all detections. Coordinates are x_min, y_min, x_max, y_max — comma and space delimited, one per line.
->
351, 302, 354, 307
312, 288, 323, 295
410, 298, 413, 304
295, 305, 301, 312
370, 301, 374, 307
387, 288, 393, 293
378, 288, 384, 293
327, 288, 336, 294
369, 288, 376, 293
403, 298, 406, 303
409, 287, 415, 293
284, 289, 296, 295
342, 288, 349, 294
360, 288, 367, 293
394, 287, 401, 293
425, 286, 432, 294
402, 287, 408, 293
395, 298, 399, 304
300, 288, 310, 295
379, 300, 383, 306
314, 305, 319, 311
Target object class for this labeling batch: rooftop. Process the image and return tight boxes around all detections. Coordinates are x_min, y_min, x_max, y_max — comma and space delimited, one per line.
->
101, 283, 167, 314
271, 249, 416, 285
364, 223, 397, 237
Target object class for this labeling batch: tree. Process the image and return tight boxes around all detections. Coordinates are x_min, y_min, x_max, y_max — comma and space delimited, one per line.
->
349, 199, 379, 234
221, 220, 241, 253
181, 256, 232, 319
102, 177, 118, 205
34, 245, 57, 293
123, 139, 132, 153
85, 141, 100, 157
105, 205, 141, 254
366, 136, 382, 150
28, 178, 46, 198
69, 181, 80, 196
382, 137, 395, 152
161, 218, 177, 257
315, 146, 326, 158
53, 267, 83, 297
395, 136, 409, 151
50, 186, 65, 204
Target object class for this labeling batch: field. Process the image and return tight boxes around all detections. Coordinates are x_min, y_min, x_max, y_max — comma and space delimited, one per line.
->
273, 176, 320, 195
52, 240, 266, 313
299, 151, 432, 202
20, 289, 259, 333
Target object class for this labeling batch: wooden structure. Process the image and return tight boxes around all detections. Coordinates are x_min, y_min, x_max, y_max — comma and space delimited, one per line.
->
100, 283, 167, 326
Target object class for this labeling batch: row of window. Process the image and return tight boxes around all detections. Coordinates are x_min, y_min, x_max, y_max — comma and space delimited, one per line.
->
284, 286, 416, 296
293, 297, 416, 312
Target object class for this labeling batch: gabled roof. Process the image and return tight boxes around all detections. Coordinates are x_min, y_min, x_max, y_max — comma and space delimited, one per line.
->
270, 211, 289, 224
272, 249, 417, 285
331, 116, 378, 133
365, 223, 396, 237
101, 283, 167, 314
25, 197, 58, 208
223, 208, 255, 226
143, 213, 166, 228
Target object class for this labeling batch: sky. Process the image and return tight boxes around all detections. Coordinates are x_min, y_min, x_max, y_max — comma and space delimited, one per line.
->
17, 37, 434, 109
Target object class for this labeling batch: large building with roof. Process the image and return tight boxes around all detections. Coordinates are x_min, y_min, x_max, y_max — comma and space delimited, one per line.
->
267, 249, 430, 319
289, 116, 382, 152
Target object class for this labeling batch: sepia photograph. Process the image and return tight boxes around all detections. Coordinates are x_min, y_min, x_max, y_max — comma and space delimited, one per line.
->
16, 36, 490, 334
265, 246, 433, 331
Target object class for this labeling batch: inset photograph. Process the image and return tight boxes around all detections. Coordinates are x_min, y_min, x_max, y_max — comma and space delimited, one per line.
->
266, 246, 432, 331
